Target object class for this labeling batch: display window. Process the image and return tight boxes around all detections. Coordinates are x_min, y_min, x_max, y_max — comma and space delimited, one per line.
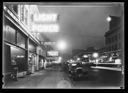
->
11, 46, 27, 72
4, 25, 16, 44
17, 32, 26, 49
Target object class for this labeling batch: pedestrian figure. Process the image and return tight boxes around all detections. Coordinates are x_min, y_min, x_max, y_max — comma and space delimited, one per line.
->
44, 59, 47, 69
41, 59, 44, 69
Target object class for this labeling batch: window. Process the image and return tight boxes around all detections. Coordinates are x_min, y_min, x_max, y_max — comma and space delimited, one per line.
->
17, 32, 26, 48
111, 37, 113, 43
31, 14, 34, 22
115, 35, 117, 41
12, 5, 18, 14
4, 25, 16, 44
11, 46, 27, 72
25, 10, 28, 25
20, 5, 24, 22
29, 40, 36, 53
118, 33, 120, 41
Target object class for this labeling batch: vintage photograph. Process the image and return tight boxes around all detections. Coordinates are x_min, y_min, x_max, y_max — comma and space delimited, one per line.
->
2, 2, 124, 89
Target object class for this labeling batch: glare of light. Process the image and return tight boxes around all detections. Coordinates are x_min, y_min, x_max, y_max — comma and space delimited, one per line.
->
34, 13, 58, 22
72, 64, 77, 66
32, 24, 59, 32
96, 59, 99, 64
82, 62, 86, 64
57, 40, 67, 50
92, 52, 99, 58
83, 55, 88, 58
47, 51, 59, 56
58, 56, 62, 62
115, 59, 121, 64
77, 58, 80, 61
107, 16, 111, 22
109, 57, 113, 61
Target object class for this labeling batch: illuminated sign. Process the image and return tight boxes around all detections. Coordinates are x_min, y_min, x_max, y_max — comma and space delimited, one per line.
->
32, 24, 59, 32
41, 42, 56, 45
47, 51, 59, 57
34, 13, 58, 22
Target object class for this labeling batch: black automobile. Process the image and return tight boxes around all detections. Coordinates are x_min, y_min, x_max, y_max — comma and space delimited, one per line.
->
68, 61, 91, 80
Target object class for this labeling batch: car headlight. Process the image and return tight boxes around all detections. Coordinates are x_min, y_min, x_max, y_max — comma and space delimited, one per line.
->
72, 64, 77, 66
82, 62, 86, 64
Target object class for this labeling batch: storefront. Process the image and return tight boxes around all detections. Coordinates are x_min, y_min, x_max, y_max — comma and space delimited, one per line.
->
3, 15, 28, 79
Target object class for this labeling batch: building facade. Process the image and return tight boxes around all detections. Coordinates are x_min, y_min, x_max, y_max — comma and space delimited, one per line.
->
3, 3, 45, 83
104, 16, 123, 52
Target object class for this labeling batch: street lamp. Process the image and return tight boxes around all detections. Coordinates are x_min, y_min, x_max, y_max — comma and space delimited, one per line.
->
57, 40, 67, 51
93, 52, 99, 58
92, 52, 99, 65
77, 58, 80, 61
107, 16, 111, 22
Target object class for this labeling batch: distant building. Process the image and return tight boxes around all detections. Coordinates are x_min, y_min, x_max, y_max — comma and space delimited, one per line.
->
72, 49, 86, 57
85, 47, 97, 53
104, 16, 123, 52
72, 47, 98, 58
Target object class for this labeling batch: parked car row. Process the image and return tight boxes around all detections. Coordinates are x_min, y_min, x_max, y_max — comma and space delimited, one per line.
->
64, 57, 93, 81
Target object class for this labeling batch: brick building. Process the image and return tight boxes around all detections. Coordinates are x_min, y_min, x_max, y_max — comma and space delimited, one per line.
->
104, 16, 123, 52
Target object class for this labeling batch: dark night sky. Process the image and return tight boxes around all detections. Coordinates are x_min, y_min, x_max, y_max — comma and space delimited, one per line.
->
37, 3, 123, 54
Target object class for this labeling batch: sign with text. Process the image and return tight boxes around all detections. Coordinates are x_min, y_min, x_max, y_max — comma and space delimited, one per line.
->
47, 51, 59, 57
34, 13, 58, 23
32, 24, 59, 32
41, 42, 56, 45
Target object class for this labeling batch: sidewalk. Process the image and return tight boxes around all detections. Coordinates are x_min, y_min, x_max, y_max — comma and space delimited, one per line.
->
91, 66, 122, 71
3, 69, 47, 88
3, 66, 72, 89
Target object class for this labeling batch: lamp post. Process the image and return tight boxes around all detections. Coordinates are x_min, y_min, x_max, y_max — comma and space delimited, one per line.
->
106, 16, 111, 22
57, 40, 67, 51
92, 52, 99, 66
56, 40, 67, 66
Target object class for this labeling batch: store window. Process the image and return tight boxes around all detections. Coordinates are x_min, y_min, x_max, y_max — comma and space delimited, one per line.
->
17, 32, 26, 49
11, 46, 27, 72
4, 25, 16, 44
119, 33, 121, 40
29, 40, 36, 53
3, 43, 12, 74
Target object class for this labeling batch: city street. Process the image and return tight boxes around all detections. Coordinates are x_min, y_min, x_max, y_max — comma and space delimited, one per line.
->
3, 3, 124, 89
3, 65, 123, 89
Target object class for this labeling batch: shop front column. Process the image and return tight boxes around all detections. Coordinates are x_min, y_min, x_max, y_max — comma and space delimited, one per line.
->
26, 37, 29, 75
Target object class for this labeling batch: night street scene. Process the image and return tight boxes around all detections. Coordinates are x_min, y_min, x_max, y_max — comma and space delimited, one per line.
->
2, 2, 124, 89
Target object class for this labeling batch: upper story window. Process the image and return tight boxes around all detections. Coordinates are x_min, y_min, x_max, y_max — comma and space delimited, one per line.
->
31, 14, 34, 22
20, 5, 24, 22
12, 5, 18, 14
25, 10, 28, 25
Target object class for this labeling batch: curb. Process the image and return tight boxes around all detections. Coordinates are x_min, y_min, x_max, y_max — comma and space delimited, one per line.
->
91, 66, 122, 71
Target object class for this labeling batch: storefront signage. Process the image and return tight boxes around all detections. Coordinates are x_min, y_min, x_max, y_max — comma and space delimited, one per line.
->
34, 13, 58, 22
41, 42, 56, 45
32, 24, 59, 32
47, 51, 59, 57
